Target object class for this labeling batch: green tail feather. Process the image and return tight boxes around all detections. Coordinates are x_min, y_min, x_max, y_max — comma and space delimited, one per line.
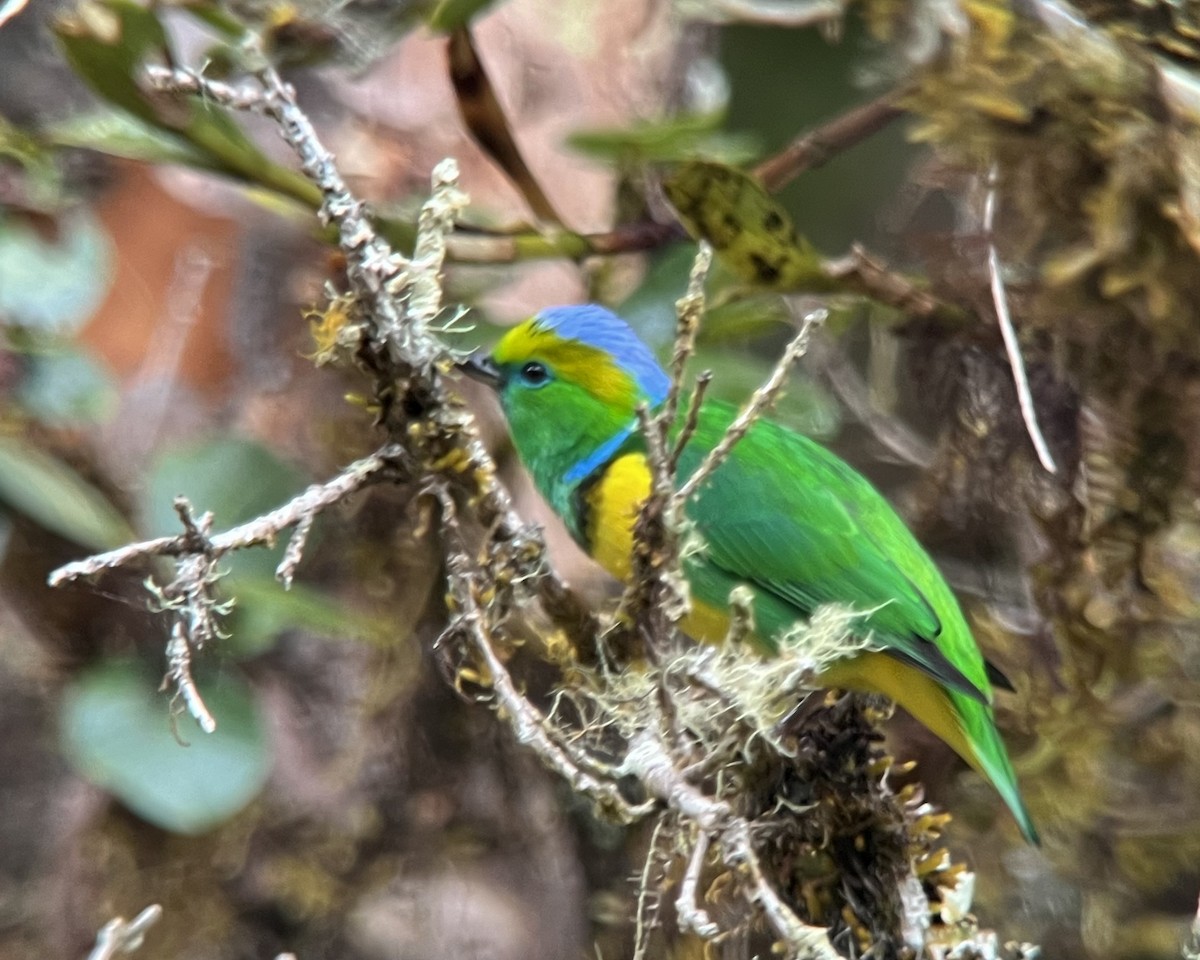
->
955, 693, 1039, 845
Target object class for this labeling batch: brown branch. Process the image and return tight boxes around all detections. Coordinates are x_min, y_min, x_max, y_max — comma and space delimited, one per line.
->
754, 88, 908, 193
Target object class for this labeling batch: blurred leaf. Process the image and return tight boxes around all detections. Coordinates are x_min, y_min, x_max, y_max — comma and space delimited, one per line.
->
225, 575, 380, 657
703, 291, 792, 342
664, 160, 831, 290
0, 116, 62, 211
56, 0, 174, 128
0, 210, 113, 335
427, 0, 503, 31
0, 436, 133, 549
144, 437, 308, 579
47, 110, 218, 169
693, 344, 841, 439
55, 0, 322, 211
178, 0, 253, 41
616, 244, 703, 350
569, 113, 760, 166
61, 658, 270, 834
17, 348, 119, 426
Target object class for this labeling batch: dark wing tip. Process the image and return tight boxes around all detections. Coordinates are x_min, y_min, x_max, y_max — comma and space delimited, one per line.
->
888, 641, 990, 705
985, 660, 1016, 692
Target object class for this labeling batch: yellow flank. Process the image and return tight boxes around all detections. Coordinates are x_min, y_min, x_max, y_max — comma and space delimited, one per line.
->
495, 321, 636, 406
822, 653, 976, 774
583, 451, 974, 770
585, 453, 651, 581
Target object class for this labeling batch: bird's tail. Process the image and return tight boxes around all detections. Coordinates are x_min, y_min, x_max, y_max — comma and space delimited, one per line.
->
952, 691, 1039, 845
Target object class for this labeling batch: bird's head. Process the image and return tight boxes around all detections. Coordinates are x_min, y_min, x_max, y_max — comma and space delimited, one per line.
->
462, 305, 669, 486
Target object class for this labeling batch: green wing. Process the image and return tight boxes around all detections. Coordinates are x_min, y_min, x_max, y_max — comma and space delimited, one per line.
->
675, 401, 991, 703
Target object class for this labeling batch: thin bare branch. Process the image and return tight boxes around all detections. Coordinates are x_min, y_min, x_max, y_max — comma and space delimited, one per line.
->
669, 370, 713, 475
448, 563, 645, 818
661, 242, 714, 431
276, 512, 315, 588
676, 829, 719, 937
86, 904, 163, 960
677, 308, 825, 501
984, 165, 1058, 474
724, 819, 838, 959
754, 88, 907, 193
50, 444, 402, 586
633, 817, 670, 960
165, 621, 216, 734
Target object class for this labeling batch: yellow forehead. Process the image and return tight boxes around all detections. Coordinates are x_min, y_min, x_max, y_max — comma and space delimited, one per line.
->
492, 319, 637, 406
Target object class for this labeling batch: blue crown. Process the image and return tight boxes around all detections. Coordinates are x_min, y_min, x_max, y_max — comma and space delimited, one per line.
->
536, 305, 670, 405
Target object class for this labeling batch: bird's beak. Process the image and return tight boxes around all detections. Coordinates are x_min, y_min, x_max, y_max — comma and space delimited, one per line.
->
458, 351, 503, 390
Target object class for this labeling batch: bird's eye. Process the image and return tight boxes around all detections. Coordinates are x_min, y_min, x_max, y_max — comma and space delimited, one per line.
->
520, 361, 550, 386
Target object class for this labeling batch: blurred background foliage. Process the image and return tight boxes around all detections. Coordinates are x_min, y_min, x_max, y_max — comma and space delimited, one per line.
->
3, 0, 1200, 958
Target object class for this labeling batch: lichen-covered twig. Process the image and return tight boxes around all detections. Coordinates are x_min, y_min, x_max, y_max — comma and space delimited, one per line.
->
51, 444, 403, 587
676, 827, 719, 937
623, 730, 838, 959
436, 485, 649, 822
984, 164, 1058, 474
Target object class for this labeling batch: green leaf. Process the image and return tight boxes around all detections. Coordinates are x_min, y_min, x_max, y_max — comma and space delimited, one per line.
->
55, 0, 175, 128
61, 658, 271, 834
0, 210, 113, 335
143, 437, 308, 579
569, 113, 760, 166
692, 344, 841, 439
55, 0, 322, 211
663, 160, 831, 290
17, 347, 119, 425
46, 110, 219, 169
0, 116, 63, 210
0, 436, 134, 549
224, 575, 376, 658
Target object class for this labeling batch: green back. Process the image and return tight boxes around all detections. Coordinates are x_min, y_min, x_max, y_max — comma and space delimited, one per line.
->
671, 401, 990, 701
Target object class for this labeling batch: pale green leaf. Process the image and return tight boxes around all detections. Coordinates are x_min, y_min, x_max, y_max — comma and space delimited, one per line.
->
0, 436, 133, 549
61, 658, 271, 834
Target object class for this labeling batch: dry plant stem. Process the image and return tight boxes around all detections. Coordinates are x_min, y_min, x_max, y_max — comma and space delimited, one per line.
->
676, 828, 719, 937
677, 308, 825, 501
724, 819, 838, 960
984, 165, 1058, 474
139, 62, 595, 648
437, 491, 648, 821
662, 242, 714, 430
633, 818, 669, 960
669, 371, 713, 476
165, 620, 215, 733
86, 904, 163, 960
824, 245, 950, 321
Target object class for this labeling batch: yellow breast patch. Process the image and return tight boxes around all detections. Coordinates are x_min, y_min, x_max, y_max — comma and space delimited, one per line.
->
584, 453, 652, 582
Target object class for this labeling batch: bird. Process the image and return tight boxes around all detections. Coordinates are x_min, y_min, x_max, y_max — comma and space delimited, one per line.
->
461, 303, 1037, 844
